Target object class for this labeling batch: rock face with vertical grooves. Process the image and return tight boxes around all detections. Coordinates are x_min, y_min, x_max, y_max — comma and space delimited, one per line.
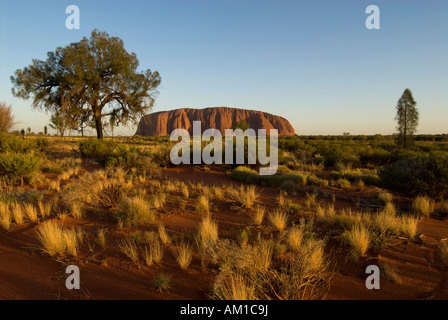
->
135, 107, 295, 136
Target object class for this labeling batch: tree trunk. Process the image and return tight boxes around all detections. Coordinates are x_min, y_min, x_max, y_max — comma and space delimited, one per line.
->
404, 107, 407, 149
95, 116, 103, 139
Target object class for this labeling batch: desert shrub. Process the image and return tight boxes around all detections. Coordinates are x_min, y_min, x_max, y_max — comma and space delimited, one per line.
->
84, 169, 132, 208
34, 137, 49, 149
359, 147, 392, 166
117, 195, 155, 226
330, 170, 380, 186
279, 180, 299, 195
0, 132, 34, 153
380, 152, 448, 198
105, 145, 156, 174
334, 178, 351, 188
319, 145, 359, 166
230, 166, 306, 188
151, 145, 172, 167
0, 152, 42, 185
79, 139, 118, 161
307, 175, 329, 187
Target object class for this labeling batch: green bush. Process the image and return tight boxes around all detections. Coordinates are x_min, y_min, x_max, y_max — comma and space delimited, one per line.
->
380, 152, 448, 199
79, 139, 118, 161
0, 152, 43, 185
307, 174, 329, 187
279, 180, 299, 195
319, 145, 359, 166
330, 171, 380, 186
334, 178, 351, 188
0, 132, 34, 153
230, 166, 306, 188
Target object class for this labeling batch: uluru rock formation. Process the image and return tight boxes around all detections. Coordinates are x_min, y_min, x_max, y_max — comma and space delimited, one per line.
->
135, 107, 295, 136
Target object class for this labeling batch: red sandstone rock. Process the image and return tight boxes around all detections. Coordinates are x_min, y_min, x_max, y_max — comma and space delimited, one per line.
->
135, 107, 295, 136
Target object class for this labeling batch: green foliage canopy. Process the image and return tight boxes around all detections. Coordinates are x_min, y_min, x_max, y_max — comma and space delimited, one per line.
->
11, 30, 161, 139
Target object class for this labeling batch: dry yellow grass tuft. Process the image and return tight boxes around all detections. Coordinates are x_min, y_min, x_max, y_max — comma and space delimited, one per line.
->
228, 185, 260, 211
287, 224, 305, 252
343, 225, 370, 259
48, 180, 61, 192
212, 273, 256, 300
11, 203, 24, 225
196, 195, 210, 214
251, 205, 265, 226
412, 195, 434, 217
23, 203, 39, 222
118, 195, 155, 226
173, 242, 193, 270
268, 210, 288, 232
197, 214, 219, 247
37, 201, 52, 218
118, 238, 139, 262
36, 220, 80, 256
377, 191, 393, 204
69, 202, 84, 219
158, 223, 171, 245
0, 202, 11, 230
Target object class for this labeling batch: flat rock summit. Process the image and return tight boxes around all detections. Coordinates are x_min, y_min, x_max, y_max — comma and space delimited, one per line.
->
135, 107, 295, 136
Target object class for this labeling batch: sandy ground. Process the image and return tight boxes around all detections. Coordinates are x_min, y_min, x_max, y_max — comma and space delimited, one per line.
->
0, 165, 447, 300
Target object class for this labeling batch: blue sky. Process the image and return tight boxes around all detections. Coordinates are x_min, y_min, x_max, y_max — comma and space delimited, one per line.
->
0, 0, 447, 136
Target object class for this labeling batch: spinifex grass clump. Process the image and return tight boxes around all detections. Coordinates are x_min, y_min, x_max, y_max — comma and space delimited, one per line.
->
152, 273, 172, 292
173, 242, 193, 271
196, 195, 210, 214
343, 225, 370, 259
118, 238, 139, 262
197, 214, 219, 247
23, 203, 38, 222
117, 195, 155, 226
0, 202, 11, 230
228, 184, 260, 211
36, 220, 80, 256
412, 195, 434, 217
251, 205, 265, 226
268, 210, 288, 232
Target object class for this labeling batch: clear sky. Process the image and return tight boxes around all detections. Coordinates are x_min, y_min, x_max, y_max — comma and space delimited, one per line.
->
0, 0, 447, 136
